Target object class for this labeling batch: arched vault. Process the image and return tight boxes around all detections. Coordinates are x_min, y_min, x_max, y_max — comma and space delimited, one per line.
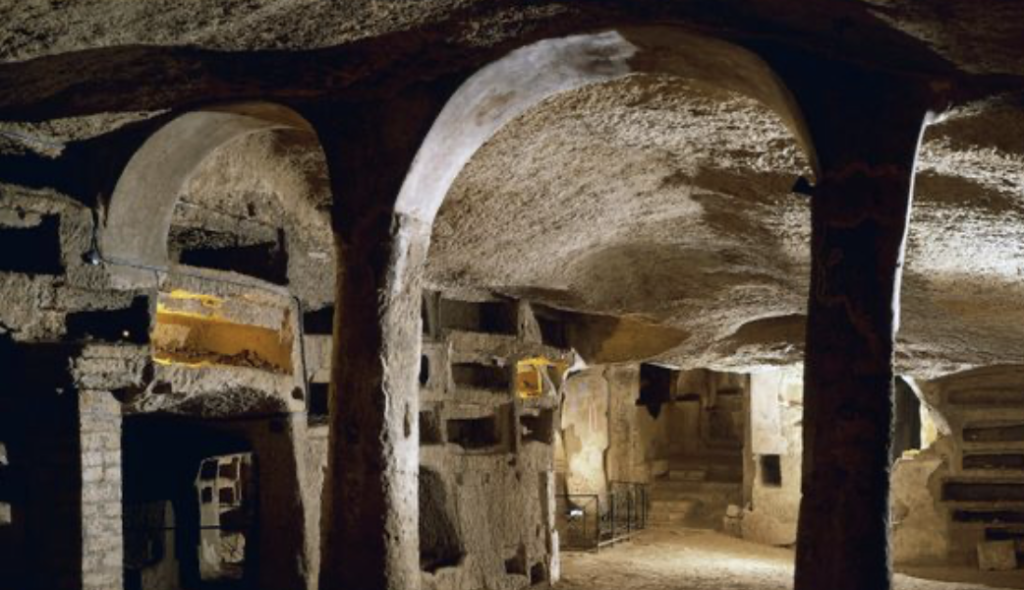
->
396, 26, 818, 227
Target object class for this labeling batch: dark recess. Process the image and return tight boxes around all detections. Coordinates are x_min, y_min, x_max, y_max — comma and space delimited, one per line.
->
761, 454, 783, 487
520, 410, 554, 445
419, 468, 464, 572
963, 423, 1024, 443
0, 215, 63, 274
66, 296, 151, 344
963, 453, 1024, 471
420, 409, 443, 445
419, 355, 430, 387
447, 416, 500, 451
302, 306, 334, 335
451, 363, 509, 391
308, 383, 329, 419
638, 363, 675, 419
952, 510, 1024, 524
439, 299, 516, 335
943, 481, 1024, 502
537, 315, 568, 349
179, 232, 288, 286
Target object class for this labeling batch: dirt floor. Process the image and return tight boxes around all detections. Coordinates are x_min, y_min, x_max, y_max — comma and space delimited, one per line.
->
556, 529, 1024, 590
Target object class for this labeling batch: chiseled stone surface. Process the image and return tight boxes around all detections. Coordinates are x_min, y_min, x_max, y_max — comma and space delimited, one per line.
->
977, 541, 1018, 572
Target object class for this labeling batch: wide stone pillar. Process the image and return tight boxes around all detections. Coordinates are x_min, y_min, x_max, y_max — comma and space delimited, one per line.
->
312, 90, 450, 590
794, 91, 931, 590
321, 213, 428, 590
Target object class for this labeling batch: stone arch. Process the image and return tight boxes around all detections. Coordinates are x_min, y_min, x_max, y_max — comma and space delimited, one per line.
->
99, 102, 316, 284
95, 101, 325, 590
395, 25, 819, 227
321, 27, 823, 590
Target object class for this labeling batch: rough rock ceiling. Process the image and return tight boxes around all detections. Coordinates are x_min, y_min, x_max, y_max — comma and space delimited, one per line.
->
2, 1, 1023, 380
427, 75, 1024, 378
1, 1, 1023, 128
2, 1, 1023, 78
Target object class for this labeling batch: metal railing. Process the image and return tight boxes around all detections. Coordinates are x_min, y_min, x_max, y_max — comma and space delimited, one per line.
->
556, 481, 648, 550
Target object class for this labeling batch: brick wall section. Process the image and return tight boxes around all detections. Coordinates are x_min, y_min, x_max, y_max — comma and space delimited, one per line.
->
79, 390, 123, 590
71, 345, 146, 590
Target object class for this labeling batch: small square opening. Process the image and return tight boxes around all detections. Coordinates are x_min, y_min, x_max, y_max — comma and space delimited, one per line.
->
760, 454, 782, 487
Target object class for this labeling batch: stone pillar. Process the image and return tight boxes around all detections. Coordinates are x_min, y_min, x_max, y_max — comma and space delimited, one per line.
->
793, 82, 932, 590
314, 90, 450, 590
247, 414, 314, 590
79, 391, 124, 590
318, 211, 429, 590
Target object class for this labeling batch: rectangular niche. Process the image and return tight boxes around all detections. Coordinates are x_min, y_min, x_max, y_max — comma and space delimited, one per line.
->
446, 406, 512, 453
963, 453, 1024, 471
0, 214, 63, 275
520, 409, 554, 445
952, 510, 1024, 524
66, 295, 151, 343
176, 230, 289, 286
421, 407, 444, 446
760, 454, 783, 488
307, 383, 329, 423
949, 388, 1024, 406
963, 423, 1024, 443
438, 298, 517, 335
451, 362, 509, 393
302, 306, 334, 336
151, 290, 294, 374
943, 480, 1024, 503
535, 310, 569, 349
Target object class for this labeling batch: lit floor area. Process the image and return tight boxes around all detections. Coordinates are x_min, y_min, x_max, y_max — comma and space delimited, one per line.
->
557, 529, 1024, 590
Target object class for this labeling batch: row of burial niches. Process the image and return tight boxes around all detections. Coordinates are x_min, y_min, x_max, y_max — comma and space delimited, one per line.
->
124, 275, 304, 590
420, 294, 570, 456
418, 293, 570, 590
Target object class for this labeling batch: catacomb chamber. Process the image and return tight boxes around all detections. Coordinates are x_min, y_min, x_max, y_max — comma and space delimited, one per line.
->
3, 8, 1024, 590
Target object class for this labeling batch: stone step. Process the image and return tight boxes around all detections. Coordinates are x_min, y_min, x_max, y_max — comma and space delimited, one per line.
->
647, 504, 728, 530
650, 482, 742, 501
667, 457, 743, 468
667, 469, 708, 482
650, 487, 739, 500
648, 509, 701, 522
653, 478, 741, 491
661, 453, 744, 484
666, 452, 743, 467
647, 514, 694, 526
665, 468, 743, 483
650, 499, 701, 515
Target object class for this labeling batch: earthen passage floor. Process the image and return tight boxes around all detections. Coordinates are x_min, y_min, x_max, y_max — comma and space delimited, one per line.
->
557, 529, 1024, 590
